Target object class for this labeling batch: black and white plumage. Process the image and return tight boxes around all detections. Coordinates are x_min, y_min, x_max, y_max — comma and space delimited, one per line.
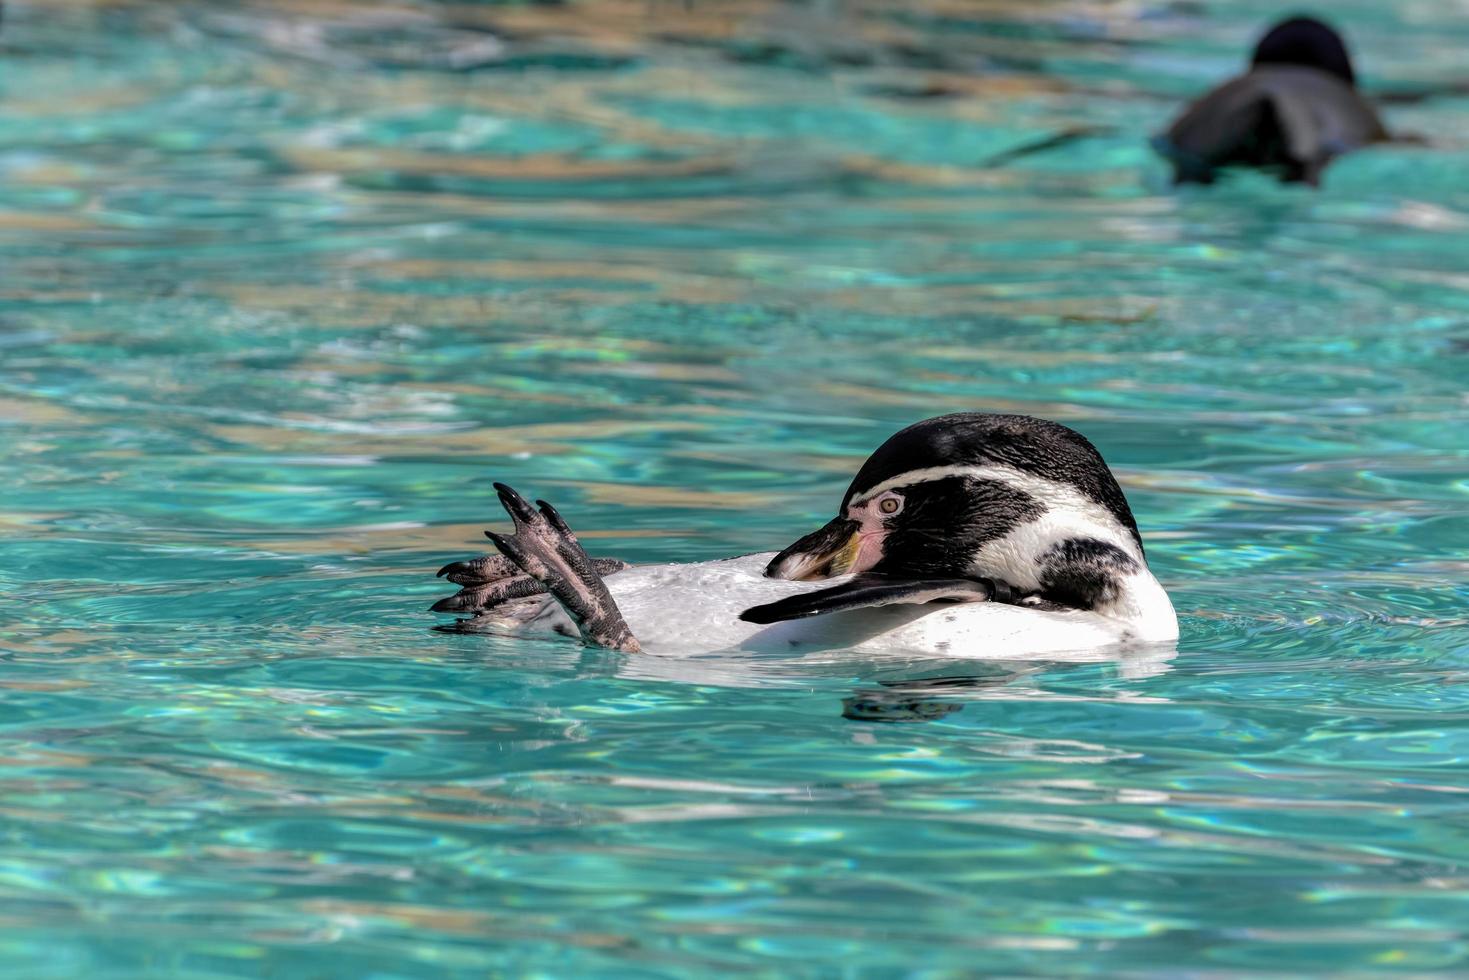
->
1154, 17, 1388, 186
432, 413, 1178, 658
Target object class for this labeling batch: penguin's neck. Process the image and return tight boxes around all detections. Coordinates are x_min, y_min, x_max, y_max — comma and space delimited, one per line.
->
977, 524, 1180, 643
1093, 568, 1178, 642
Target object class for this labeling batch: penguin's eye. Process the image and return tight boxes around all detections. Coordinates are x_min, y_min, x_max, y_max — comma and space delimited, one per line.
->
877, 494, 903, 516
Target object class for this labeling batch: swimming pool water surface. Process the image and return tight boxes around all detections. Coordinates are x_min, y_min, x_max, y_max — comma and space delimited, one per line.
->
2, 0, 1469, 975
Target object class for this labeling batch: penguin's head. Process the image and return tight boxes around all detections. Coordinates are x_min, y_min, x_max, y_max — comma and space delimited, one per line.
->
766, 413, 1157, 615
1251, 16, 1356, 86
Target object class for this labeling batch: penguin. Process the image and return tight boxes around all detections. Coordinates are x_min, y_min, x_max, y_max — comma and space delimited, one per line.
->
431, 413, 1179, 658
1154, 16, 1389, 186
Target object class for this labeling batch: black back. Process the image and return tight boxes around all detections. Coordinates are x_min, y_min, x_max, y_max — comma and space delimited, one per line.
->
1252, 16, 1356, 86
841, 414, 1144, 551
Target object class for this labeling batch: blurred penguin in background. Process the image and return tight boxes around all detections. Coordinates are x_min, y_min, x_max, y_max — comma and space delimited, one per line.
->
1154, 16, 1388, 186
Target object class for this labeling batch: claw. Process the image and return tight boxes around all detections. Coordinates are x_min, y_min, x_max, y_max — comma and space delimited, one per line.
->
484, 530, 536, 577
436, 554, 520, 585
493, 482, 540, 525
536, 499, 576, 539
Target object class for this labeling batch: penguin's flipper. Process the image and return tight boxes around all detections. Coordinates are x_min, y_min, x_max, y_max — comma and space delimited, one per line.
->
1160, 68, 1388, 185
1158, 75, 1277, 182
739, 574, 1001, 625
482, 484, 641, 653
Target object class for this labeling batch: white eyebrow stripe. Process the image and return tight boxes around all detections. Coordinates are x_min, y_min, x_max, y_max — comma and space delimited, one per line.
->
849, 465, 996, 505
848, 463, 1141, 558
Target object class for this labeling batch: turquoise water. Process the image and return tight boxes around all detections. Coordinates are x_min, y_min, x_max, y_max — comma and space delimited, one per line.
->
3, 0, 1469, 974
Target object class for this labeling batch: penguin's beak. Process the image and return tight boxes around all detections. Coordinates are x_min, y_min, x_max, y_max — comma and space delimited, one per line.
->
764, 516, 863, 580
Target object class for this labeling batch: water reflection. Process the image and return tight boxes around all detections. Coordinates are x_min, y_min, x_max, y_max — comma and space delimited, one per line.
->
440, 623, 1178, 721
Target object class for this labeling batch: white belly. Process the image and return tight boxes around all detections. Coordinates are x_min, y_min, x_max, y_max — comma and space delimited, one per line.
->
484, 553, 1170, 666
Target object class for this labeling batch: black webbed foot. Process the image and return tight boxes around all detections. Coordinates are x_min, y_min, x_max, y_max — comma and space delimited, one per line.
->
438, 553, 630, 587
430, 572, 549, 614
436, 554, 523, 586
473, 483, 641, 653
432, 553, 629, 614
